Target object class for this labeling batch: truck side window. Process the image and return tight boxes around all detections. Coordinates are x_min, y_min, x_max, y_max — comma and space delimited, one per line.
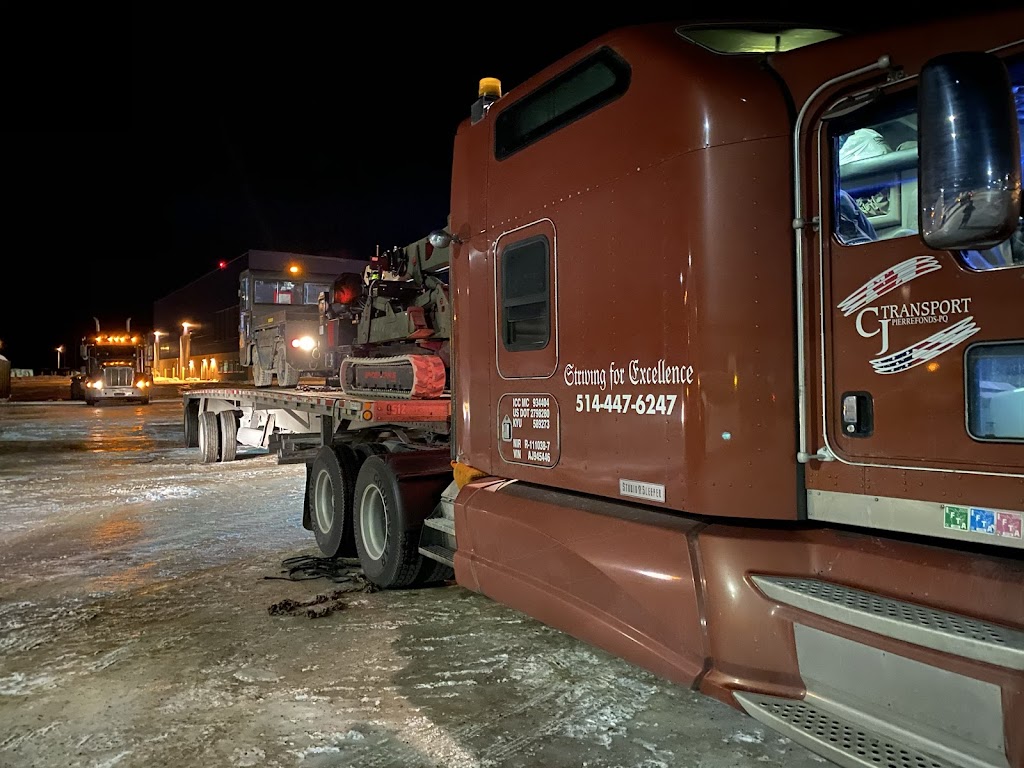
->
965, 342, 1024, 442
831, 98, 919, 246
501, 236, 550, 351
254, 279, 297, 304
304, 282, 331, 305
495, 47, 630, 160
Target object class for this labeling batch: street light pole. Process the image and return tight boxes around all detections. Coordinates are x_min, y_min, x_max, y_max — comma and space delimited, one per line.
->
153, 331, 163, 378
55, 345, 64, 372
179, 322, 193, 381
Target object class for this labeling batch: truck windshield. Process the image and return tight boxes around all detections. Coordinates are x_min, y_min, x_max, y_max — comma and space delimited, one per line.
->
92, 345, 138, 363
254, 279, 331, 306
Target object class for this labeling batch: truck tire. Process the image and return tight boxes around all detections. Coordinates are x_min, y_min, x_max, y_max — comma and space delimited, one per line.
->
353, 456, 423, 589
183, 400, 200, 448
218, 411, 238, 462
354, 442, 390, 463
413, 557, 454, 586
251, 352, 273, 387
308, 445, 358, 558
198, 411, 220, 464
278, 362, 300, 388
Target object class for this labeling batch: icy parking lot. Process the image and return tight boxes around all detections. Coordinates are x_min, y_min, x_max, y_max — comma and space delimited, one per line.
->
0, 396, 828, 768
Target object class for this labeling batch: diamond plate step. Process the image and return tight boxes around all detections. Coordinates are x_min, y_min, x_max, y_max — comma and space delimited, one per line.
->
419, 544, 454, 567
735, 693, 958, 768
751, 575, 1024, 670
423, 516, 454, 535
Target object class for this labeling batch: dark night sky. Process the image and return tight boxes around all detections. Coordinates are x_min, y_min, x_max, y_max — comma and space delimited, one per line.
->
1, 6, 1018, 372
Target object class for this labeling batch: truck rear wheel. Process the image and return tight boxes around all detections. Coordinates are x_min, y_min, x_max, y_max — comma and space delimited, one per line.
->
198, 411, 220, 463
308, 445, 358, 558
353, 456, 422, 589
413, 557, 454, 586
219, 411, 238, 462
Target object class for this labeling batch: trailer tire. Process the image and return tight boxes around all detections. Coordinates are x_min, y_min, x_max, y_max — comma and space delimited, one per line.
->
218, 411, 238, 462
184, 399, 200, 448
308, 445, 358, 558
198, 411, 220, 464
353, 456, 422, 589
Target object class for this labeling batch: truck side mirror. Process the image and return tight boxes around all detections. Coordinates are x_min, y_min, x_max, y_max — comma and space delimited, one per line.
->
428, 229, 463, 248
918, 52, 1022, 252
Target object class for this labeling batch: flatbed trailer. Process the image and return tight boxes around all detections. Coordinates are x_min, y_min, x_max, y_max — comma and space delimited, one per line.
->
182, 383, 451, 463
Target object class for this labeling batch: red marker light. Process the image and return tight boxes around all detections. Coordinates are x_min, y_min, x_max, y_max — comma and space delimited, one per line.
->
218, 260, 228, 269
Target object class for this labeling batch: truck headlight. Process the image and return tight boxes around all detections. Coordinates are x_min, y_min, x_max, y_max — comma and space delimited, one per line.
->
90, 380, 103, 390
291, 336, 316, 352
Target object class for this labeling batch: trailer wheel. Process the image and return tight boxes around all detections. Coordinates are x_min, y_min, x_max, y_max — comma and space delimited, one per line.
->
198, 411, 220, 463
183, 399, 200, 448
308, 445, 358, 558
353, 456, 422, 589
219, 411, 238, 462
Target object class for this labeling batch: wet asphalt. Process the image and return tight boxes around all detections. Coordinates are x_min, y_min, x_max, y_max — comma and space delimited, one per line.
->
0, 393, 829, 768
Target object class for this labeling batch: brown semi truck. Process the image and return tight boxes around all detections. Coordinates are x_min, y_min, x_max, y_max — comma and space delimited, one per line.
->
184, 12, 1024, 767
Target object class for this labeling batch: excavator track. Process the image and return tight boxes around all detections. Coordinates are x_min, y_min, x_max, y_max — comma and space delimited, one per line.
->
339, 354, 446, 400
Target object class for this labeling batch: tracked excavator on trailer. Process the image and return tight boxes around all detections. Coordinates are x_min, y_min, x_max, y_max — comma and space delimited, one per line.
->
317, 231, 451, 400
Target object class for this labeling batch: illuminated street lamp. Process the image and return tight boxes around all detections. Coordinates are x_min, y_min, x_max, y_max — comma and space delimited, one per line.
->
153, 331, 164, 377
55, 345, 64, 370
179, 322, 194, 380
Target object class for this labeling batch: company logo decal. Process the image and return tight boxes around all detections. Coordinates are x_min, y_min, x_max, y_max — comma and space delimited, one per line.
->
838, 255, 941, 316
868, 316, 980, 374
838, 257, 980, 374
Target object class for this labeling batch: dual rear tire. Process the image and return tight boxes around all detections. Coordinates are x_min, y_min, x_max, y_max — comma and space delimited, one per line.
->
352, 455, 425, 589
308, 445, 358, 559
307, 445, 453, 589
196, 410, 239, 463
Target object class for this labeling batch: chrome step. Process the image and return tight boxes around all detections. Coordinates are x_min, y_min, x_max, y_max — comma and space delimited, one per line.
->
423, 516, 455, 535
419, 544, 454, 567
735, 693, 957, 768
751, 575, 1024, 670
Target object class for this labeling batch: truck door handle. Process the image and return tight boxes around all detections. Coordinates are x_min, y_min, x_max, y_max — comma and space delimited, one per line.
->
841, 391, 874, 437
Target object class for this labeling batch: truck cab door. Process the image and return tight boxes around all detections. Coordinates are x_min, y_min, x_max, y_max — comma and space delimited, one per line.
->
810, 63, 1024, 547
